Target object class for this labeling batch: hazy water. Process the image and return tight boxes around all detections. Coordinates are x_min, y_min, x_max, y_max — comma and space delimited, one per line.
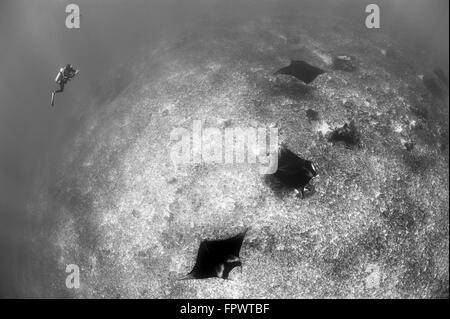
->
0, 0, 448, 298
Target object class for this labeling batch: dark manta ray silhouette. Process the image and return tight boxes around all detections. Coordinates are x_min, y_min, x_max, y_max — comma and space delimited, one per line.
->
272, 147, 318, 198
274, 60, 326, 84
182, 229, 248, 280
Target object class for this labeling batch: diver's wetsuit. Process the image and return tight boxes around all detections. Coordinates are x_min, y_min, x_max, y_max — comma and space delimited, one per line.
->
51, 65, 78, 106
54, 78, 66, 93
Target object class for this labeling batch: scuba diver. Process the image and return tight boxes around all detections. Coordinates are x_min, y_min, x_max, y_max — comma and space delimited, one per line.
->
51, 64, 79, 106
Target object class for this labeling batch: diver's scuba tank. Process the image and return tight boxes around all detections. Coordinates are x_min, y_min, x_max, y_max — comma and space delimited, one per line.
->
55, 68, 64, 83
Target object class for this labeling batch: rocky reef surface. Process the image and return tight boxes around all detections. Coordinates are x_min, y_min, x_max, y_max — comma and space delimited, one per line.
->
29, 15, 448, 298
